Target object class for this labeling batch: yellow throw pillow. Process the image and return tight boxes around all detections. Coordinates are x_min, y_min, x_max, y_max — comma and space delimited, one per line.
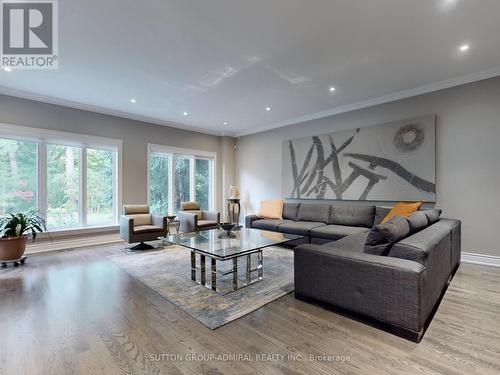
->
257, 199, 284, 219
382, 201, 422, 224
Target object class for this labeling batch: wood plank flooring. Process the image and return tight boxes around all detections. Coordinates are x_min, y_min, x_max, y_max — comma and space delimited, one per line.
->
1, 243, 499, 375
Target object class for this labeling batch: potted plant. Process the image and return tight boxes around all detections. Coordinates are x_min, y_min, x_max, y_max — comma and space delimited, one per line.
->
0, 211, 47, 263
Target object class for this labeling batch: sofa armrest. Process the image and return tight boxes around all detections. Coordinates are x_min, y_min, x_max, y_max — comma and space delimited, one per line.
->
245, 215, 260, 228
294, 244, 424, 332
178, 211, 198, 233
119, 215, 134, 241
202, 211, 220, 223
151, 214, 168, 232
389, 224, 451, 265
437, 218, 461, 271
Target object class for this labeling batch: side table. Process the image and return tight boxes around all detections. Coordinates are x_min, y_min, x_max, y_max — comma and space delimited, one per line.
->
227, 198, 241, 228
166, 215, 180, 235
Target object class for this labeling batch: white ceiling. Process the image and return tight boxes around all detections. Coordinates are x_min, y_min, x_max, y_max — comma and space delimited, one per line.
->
1, 0, 500, 137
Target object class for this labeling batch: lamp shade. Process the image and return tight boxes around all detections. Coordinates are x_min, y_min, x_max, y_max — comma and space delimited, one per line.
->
229, 185, 240, 199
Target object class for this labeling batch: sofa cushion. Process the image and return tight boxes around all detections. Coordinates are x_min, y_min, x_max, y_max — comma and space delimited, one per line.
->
130, 214, 151, 226
283, 203, 300, 221
297, 203, 330, 223
134, 225, 163, 233
330, 205, 375, 228
197, 220, 218, 228
407, 211, 429, 233
317, 232, 370, 254
364, 216, 410, 256
326, 232, 370, 252
373, 206, 391, 226
421, 208, 442, 224
181, 201, 200, 210
252, 219, 294, 231
277, 221, 326, 236
311, 225, 370, 241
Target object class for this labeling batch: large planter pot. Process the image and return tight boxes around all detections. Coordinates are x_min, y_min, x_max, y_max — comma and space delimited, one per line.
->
0, 236, 28, 261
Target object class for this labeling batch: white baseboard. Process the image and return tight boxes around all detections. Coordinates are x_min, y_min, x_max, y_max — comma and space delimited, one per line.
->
26, 233, 123, 254
462, 252, 500, 268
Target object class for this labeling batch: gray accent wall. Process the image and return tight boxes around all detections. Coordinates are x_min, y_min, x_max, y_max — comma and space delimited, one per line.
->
236, 76, 500, 257
0, 94, 236, 214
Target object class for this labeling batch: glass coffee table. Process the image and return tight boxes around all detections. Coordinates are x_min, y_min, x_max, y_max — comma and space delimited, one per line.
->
161, 228, 301, 294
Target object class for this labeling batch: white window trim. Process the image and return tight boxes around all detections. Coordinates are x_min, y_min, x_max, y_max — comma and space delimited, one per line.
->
0, 122, 123, 234
149, 143, 217, 159
147, 143, 217, 213
0, 122, 122, 150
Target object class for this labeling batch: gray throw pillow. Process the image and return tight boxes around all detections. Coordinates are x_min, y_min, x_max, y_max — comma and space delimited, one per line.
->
373, 206, 391, 226
282, 203, 300, 221
330, 205, 375, 228
421, 208, 442, 224
364, 216, 411, 256
407, 211, 429, 233
297, 203, 331, 223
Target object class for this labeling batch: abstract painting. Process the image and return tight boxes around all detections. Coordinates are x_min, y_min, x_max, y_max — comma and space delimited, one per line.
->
282, 115, 436, 202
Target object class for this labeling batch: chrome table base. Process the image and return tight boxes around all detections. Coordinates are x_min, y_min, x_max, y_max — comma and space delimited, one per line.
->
191, 250, 263, 294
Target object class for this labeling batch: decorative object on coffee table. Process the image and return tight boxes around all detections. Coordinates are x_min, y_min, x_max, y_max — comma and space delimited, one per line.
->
0, 211, 47, 267
227, 198, 241, 228
218, 223, 236, 239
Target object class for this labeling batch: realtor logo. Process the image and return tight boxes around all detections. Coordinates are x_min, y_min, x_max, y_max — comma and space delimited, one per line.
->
1, 0, 58, 69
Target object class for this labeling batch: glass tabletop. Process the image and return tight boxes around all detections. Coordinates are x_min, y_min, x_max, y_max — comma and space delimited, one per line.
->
162, 228, 302, 260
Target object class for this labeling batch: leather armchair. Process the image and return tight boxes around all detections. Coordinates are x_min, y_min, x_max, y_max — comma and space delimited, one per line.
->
120, 204, 168, 251
178, 202, 220, 233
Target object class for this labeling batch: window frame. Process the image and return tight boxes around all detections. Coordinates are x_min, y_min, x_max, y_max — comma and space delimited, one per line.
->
147, 144, 216, 214
0, 122, 122, 234
194, 156, 215, 211
0, 137, 39, 216
46, 143, 82, 230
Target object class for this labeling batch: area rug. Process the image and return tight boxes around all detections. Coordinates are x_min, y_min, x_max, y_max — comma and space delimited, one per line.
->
106, 245, 294, 329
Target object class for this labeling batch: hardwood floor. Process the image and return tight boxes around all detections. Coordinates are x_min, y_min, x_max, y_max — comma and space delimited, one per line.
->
1, 243, 500, 375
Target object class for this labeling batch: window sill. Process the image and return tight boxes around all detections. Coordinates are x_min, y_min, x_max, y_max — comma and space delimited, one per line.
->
40, 225, 119, 239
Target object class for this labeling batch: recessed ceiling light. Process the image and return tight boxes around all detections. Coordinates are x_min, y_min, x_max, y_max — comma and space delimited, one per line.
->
130, 98, 136, 103
223, 122, 228, 125
3, 66, 12, 72
329, 86, 336, 92
459, 44, 469, 52
266, 107, 271, 111
183, 111, 188, 116
439, 0, 458, 12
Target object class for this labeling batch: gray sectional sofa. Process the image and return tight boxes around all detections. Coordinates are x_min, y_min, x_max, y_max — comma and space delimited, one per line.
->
245, 202, 461, 342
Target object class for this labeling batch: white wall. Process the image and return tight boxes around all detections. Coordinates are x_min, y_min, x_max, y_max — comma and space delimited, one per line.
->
236, 77, 500, 256
0, 94, 236, 215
